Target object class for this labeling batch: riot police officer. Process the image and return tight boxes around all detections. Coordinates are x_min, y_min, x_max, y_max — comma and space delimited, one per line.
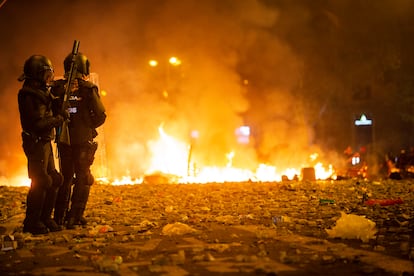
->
52, 52, 106, 229
17, 55, 65, 234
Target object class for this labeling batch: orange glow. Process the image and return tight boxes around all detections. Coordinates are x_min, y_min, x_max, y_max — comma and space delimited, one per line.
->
148, 60, 158, 67
110, 176, 143, 186
10, 128, 335, 187
0, 175, 31, 187
147, 125, 189, 177
138, 126, 334, 184
314, 162, 335, 180
169, 57, 181, 66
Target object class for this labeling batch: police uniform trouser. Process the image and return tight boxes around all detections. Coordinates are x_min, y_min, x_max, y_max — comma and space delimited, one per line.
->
67, 142, 96, 222
23, 138, 57, 231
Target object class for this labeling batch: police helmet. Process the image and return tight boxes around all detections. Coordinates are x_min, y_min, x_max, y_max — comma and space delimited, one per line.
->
18, 55, 54, 82
64, 52, 90, 77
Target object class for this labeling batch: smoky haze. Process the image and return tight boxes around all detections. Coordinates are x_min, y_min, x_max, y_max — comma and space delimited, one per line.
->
1, 0, 413, 182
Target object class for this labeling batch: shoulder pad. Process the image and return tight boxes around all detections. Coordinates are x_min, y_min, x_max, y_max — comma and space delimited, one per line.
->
79, 79, 98, 90
53, 79, 66, 87
18, 87, 49, 103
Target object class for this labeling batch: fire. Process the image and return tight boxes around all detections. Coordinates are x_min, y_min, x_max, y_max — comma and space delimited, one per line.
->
10, 126, 335, 187
111, 176, 143, 186
185, 167, 255, 183
314, 162, 335, 180
147, 126, 189, 177
0, 175, 31, 187
137, 126, 335, 184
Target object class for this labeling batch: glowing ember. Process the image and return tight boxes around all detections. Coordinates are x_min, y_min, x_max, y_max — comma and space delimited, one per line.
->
109, 176, 143, 186
183, 166, 255, 183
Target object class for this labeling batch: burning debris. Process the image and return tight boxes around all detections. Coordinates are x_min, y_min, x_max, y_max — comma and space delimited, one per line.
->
101, 125, 337, 185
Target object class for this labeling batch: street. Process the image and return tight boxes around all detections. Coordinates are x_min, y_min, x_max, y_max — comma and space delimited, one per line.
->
1, 179, 413, 275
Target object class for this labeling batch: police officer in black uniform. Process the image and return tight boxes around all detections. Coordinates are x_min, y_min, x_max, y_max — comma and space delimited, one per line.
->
17, 55, 65, 234
52, 52, 106, 229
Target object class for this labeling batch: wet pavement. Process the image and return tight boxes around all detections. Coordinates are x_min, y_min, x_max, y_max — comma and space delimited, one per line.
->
0, 179, 413, 275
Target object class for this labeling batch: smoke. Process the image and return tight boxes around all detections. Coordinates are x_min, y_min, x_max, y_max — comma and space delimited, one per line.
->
105, 0, 283, 175
1, 0, 413, 181
0, 0, 284, 179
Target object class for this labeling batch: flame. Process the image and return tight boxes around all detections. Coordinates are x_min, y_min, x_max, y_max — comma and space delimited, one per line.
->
140, 125, 334, 184
147, 126, 189, 176
314, 162, 335, 180
8, 126, 335, 187
0, 175, 31, 187
110, 176, 143, 186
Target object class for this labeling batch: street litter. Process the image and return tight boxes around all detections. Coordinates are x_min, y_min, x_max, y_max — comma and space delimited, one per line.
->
162, 222, 197, 236
326, 212, 377, 242
1, 235, 18, 251
364, 198, 404, 206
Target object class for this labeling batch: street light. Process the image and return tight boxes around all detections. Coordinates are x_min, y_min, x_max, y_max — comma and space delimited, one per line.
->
168, 57, 181, 66
148, 60, 158, 67
148, 57, 182, 99
148, 57, 181, 67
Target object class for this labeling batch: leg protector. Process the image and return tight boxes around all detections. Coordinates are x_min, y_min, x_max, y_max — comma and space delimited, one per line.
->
41, 186, 62, 232
67, 181, 91, 229
23, 183, 48, 235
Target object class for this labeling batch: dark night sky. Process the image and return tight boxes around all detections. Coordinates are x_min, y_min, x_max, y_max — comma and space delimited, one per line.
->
1, 0, 413, 180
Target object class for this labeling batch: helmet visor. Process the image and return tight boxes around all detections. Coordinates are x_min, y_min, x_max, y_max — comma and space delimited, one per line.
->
43, 68, 54, 86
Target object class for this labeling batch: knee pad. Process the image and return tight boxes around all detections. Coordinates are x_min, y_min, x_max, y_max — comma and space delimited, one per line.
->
87, 174, 95, 186
35, 173, 52, 189
51, 170, 63, 187
75, 173, 94, 186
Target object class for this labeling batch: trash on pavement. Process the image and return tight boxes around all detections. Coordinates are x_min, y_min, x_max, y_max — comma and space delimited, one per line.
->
162, 222, 197, 236
364, 198, 404, 206
1, 235, 18, 251
326, 212, 377, 242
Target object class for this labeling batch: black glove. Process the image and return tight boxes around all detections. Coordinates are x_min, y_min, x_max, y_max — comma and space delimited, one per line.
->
52, 115, 65, 127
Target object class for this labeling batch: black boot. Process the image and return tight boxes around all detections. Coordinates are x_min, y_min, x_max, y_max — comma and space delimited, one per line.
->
79, 216, 88, 226
41, 186, 62, 232
23, 221, 48, 235
53, 208, 65, 226
66, 208, 83, 229
43, 218, 62, 232
23, 185, 48, 235
67, 182, 91, 229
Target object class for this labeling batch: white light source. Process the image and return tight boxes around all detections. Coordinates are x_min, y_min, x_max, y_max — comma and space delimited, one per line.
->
148, 60, 158, 67
235, 126, 250, 144
355, 114, 372, 126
